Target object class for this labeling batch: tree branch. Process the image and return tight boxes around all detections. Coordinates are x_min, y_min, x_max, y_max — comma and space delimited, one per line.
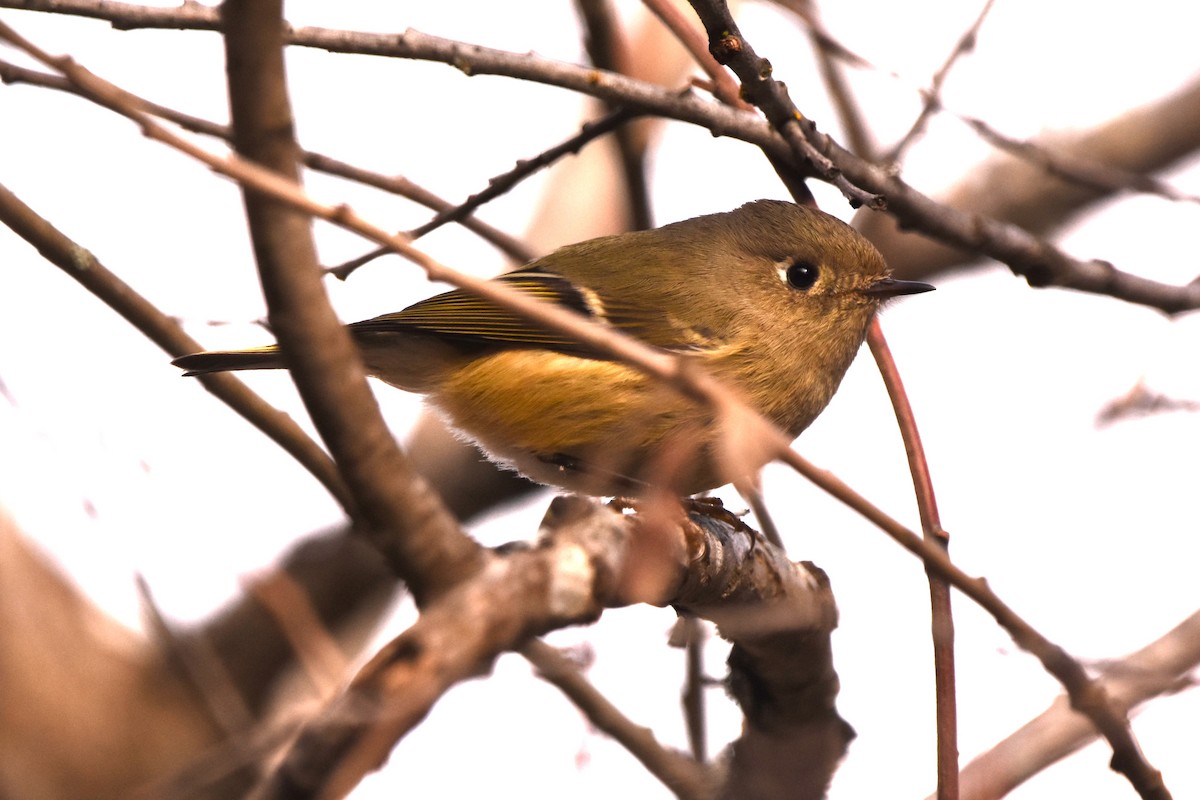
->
217, 0, 482, 602
7, 0, 1200, 311
0, 180, 353, 509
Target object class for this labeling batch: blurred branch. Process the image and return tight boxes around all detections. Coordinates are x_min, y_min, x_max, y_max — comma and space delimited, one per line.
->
642, 0, 746, 109
576, 0, 653, 231
781, 0, 876, 159
189, 529, 397, 718
0, 508, 220, 798
1095, 379, 1200, 427
862, 75, 1200, 285
676, 616, 709, 761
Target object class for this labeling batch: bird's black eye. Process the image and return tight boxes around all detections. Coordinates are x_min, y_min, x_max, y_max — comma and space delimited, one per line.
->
784, 259, 819, 291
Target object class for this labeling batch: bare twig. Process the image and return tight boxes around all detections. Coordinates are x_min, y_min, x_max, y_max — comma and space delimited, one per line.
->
523, 638, 715, 799
0, 58, 535, 267
0, 180, 353, 510
782, 0, 877, 160
777, 446, 1171, 800
215, 0, 481, 603
868, 320, 957, 800
641, 0, 746, 110
330, 106, 642, 280
948, 610, 1200, 800
1095, 379, 1200, 426
960, 114, 1200, 206
884, 0, 996, 163
6, 0, 1200, 311
677, 616, 709, 762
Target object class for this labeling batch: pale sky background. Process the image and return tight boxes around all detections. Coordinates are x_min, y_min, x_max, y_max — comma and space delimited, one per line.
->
1, 2, 1199, 798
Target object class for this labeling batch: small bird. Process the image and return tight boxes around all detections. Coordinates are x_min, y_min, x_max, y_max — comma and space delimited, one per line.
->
175, 200, 932, 495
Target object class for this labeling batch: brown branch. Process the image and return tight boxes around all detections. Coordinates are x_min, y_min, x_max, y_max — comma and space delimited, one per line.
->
0, 58, 535, 268
262, 496, 634, 799
779, 0, 877, 160
522, 638, 716, 799
949, 610, 1200, 800
215, 0, 481, 603
862, 74, 1200, 285
961, 115, 1200, 206
5, 21, 1171, 797
1095, 379, 1200, 427
883, 0, 995, 163
642, 0, 746, 110
677, 617, 709, 762
0, 510, 223, 798
576, 0, 654, 231
687, 0, 1200, 316
776, 447, 1171, 800
867, 320, 958, 800
0, 180, 353, 510
8, 0, 1200, 311
330, 106, 642, 280
266, 494, 843, 799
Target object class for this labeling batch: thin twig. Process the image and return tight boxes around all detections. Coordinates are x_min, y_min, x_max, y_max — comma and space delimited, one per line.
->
868, 320, 958, 800
0, 180, 353, 510
522, 639, 714, 797
884, 0, 996, 163
777, 445, 1170, 800
641, 0, 746, 110
6, 0, 1200, 312
960, 114, 1200, 206
329, 106, 642, 279
676, 617, 708, 762
785, 0, 877, 159
0, 20, 1174, 796
0, 57, 535, 266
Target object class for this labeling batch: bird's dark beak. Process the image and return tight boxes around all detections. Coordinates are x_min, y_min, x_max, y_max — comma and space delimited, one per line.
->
862, 277, 936, 298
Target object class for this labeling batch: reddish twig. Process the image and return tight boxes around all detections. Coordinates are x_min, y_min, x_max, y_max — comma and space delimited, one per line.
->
868, 319, 958, 800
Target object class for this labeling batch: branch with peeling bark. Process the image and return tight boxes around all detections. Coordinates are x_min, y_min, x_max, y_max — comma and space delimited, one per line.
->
263, 496, 845, 800
1, 9, 851, 798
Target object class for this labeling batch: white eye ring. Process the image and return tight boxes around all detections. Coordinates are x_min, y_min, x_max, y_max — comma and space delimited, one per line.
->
777, 259, 820, 291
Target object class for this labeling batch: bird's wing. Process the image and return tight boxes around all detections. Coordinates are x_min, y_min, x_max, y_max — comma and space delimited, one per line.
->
347, 268, 714, 356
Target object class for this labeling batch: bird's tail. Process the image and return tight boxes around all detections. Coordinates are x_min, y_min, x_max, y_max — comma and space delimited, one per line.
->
172, 345, 285, 376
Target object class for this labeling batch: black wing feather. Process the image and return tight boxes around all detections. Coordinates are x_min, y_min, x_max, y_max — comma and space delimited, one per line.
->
347, 268, 714, 356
